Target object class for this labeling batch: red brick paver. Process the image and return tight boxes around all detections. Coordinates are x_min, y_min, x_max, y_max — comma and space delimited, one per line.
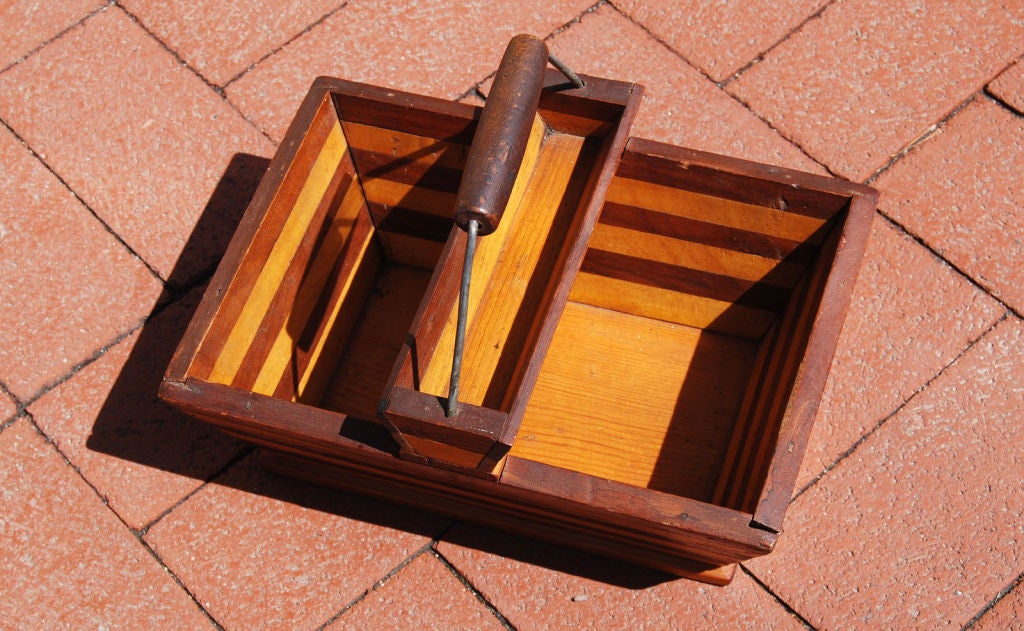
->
120, 0, 344, 87
728, 0, 1024, 180
614, 0, 830, 82
547, 4, 823, 172
796, 218, 1003, 489
437, 524, 805, 629
329, 552, 506, 630
0, 7, 274, 282
0, 419, 213, 628
973, 580, 1024, 630
0, 0, 102, 69
748, 316, 1024, 629
227, 0, 594, 141
0, 126, 163, 402
989, 57, 1024, 114
0, 390, 15, 421
27, 288, 244, 530
877, 97, 1024, 314
145, 455, 449, 630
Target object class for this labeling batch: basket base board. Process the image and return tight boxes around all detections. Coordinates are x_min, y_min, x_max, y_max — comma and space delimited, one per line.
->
258, 448, 738, 585
321, 262, 434, 420
513, 301, 760, 502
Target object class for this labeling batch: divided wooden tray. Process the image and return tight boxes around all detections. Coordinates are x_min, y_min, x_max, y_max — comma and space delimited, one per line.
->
160, 51, 876, 584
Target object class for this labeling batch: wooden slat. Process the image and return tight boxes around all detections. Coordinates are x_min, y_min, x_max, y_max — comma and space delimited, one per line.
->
580, 248, 791, 312
243, 181, 371, 396
349, 148, 463, 192
342, 120, 469, 175
230, 165, 363, 394
605, 177, 827, 244
331, 84, 477, 143
711, 320, 780, 507
739, 239, 834, 513
416, 116, 549, 401
204, 118, 349, 386
375, 230, 447, 270
320, 263, 436, 419
717, 270, 808, 512
618, 137, 858, 220
567, 271, 777, 340
288, 214, 380, 404
588, 222, 806, 288
360, 178, 456, 217
750, 194, 875, 531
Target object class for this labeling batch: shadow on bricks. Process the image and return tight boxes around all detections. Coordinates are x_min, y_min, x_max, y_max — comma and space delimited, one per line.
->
84, 155, 268, 501
84, 153, 445, 540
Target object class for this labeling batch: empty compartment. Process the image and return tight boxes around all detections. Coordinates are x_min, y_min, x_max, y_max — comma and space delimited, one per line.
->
175, 80, 484, 423
509, 138, 875, 530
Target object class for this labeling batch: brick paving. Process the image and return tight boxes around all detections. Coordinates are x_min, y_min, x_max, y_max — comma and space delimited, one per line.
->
1, 2, 1021, 628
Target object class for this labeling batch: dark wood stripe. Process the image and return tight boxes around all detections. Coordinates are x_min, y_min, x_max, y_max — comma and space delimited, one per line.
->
348, 147, 464, 194
282, 214, 382, 403
581, 249, 791, 312
331, 85, 478, 144
368, 204, 453, 243
599, 201, 820, 264
617, 141, 852, 221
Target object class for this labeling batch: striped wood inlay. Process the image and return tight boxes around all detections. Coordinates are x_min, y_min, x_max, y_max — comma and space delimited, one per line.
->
197, 111, 349, 387
189, 96, 342, 379
713, 226, 839, 512
342, 121, 465, 268
604, 176, 828, 244
571, 175, 835, 339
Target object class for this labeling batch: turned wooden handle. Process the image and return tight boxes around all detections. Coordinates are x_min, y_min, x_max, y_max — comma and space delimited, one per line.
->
454, 34, 549, 236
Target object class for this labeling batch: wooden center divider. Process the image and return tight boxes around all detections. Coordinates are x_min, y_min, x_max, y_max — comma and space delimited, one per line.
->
379, 75, 643, 475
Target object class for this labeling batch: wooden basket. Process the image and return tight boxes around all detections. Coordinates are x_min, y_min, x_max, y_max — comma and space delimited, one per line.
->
160, 50, 875, 584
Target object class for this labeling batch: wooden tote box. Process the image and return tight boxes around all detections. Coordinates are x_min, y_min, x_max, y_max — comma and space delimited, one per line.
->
160, 37, 876, 584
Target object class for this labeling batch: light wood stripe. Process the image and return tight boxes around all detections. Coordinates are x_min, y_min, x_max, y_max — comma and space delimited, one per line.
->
228, 165, 354, 392
206, 120, 348, 385
360, 178, 456, 217
341, 120, 469, 172
295, 229, 377, 399
606, 176, 826, 243
249, 176, 370, 396
589, 223, 806, 288
580, 249, 790, 312
599, 201, 818, 263
349, 148, 462, 192
568, 272, 777, 340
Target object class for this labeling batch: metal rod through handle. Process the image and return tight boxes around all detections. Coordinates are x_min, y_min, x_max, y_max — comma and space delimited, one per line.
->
446, 219, 479, 417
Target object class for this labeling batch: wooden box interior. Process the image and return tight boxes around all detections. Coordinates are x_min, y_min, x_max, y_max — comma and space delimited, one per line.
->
508, 138, 870, 529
